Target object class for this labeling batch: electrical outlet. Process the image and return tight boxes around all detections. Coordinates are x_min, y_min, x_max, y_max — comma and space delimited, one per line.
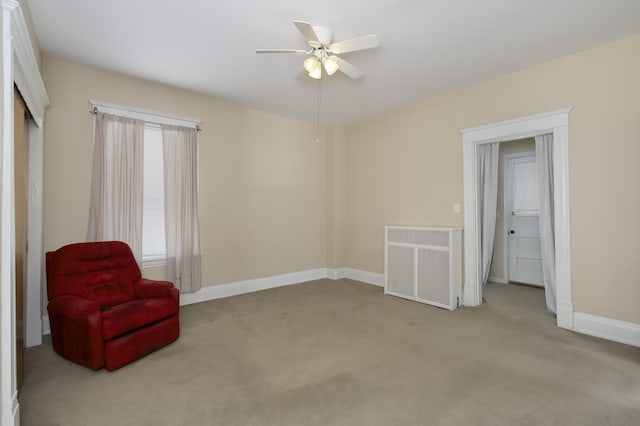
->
453, 203, 460, 214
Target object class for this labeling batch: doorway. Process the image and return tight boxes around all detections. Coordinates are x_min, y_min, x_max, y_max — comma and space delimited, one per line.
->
461, 108, 573, 329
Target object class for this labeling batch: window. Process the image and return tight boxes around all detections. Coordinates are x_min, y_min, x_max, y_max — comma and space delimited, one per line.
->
142, 125, 166, 265
89, 101, 202, 292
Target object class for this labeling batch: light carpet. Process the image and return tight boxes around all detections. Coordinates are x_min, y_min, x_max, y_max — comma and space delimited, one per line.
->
20, 279, 640, 425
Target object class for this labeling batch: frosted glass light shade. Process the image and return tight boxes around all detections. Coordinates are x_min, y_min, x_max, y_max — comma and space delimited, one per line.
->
303, 56, 319, 73
323, 56, 339, 75
309, 66, 322, 79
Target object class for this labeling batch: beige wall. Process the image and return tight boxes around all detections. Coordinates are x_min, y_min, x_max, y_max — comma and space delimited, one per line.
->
345, 35, 640, 324
326, 126, 347, 268
41, 35, 640, 326
42, 58, 328, 291
489, 138, 535, 282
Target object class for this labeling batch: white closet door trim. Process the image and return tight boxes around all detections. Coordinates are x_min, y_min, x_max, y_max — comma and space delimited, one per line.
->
460, 108, 573, 330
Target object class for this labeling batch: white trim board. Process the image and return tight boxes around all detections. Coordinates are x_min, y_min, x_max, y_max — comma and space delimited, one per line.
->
339, 268, 385, 287
181, 267, 384, 305
573, 313, 640, 347
179, 268, 328, 305
2, 1, 49, 425
6, 1, 47, 127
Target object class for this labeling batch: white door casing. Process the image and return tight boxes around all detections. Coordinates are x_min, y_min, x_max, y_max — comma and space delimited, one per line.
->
461, 108, 573, 330
506, 155, 543, 286
1, 1, 49, 425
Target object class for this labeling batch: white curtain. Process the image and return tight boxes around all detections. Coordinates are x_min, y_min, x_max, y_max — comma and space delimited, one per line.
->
87, 112, 144, 260
478, 143, 500, 290
535, 134, 557, 314
162, 125, 202, 293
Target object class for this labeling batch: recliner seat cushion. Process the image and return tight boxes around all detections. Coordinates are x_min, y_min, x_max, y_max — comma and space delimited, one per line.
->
101, 298, 178, 340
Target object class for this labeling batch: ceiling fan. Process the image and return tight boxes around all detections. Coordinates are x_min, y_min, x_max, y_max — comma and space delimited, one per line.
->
256, 21, 379, 80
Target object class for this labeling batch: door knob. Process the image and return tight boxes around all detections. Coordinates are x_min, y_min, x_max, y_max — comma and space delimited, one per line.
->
510, 230, 515, 234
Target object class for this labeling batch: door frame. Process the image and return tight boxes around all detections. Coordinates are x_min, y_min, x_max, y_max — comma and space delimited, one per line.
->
503, 152, 537, 285
1, 2, 49, 425
460, 108, 573, 330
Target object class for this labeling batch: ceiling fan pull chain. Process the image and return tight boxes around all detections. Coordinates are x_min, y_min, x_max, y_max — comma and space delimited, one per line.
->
316, 77, 321, 143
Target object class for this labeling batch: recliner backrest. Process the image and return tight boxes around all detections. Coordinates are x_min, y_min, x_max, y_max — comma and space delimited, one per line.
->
46, 241, 141, 307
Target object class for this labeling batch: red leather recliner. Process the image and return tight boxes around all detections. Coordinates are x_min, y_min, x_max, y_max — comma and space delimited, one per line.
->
46, 241, 180, 371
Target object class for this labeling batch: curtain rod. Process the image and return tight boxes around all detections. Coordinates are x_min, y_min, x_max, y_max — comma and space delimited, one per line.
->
89, 100, 202, 131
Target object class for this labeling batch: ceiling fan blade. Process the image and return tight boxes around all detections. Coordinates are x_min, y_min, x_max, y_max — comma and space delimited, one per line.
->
335, 57, 363, 79
293, 21, 321, 48
256, 49, 308, 54
329, 34, 379, 54
294, 68, 307, 80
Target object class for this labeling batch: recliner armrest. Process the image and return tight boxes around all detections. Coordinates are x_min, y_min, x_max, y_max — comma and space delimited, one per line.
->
48, 295, 99, 319
134, 279, 179, 306
47, 295, 105, 370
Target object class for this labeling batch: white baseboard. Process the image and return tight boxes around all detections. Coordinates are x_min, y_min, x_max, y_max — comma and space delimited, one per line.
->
463, 283, 478, 307
2, 390, 19, 426
326, 267, 346, 280
488, 276, 508, 284
42, 315, 50, 335
339, 268, 384, 287
573, 312, 640, 347
556, 303, 574, 330
180, 268, 328, 306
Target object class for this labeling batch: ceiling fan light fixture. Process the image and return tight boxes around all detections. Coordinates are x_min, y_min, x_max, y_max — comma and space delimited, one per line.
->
303, 56, 320, 73
257, 21, 379, 81
323, 56, 339, 75
308, 65, 322, 79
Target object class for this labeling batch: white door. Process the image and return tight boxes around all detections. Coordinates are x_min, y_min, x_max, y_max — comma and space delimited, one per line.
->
507, 156, 543, 286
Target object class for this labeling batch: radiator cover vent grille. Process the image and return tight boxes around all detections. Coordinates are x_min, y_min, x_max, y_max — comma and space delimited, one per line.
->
384, 226, 462, 310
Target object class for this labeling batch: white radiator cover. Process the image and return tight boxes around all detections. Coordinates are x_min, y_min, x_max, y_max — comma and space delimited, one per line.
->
384, 226, 462, 310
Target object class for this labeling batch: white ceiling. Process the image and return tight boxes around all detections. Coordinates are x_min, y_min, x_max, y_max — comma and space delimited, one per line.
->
27, 0, 640, 125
